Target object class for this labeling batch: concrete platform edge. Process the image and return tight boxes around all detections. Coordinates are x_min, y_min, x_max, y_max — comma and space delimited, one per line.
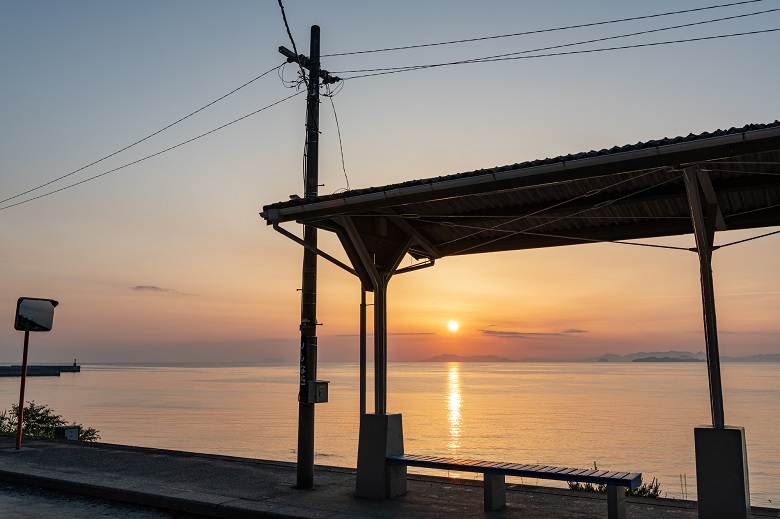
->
0, 469, 285, 519
1, 438, 779, 519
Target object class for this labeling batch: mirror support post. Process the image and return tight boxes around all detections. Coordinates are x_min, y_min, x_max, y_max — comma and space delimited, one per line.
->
15, 331, 30, 450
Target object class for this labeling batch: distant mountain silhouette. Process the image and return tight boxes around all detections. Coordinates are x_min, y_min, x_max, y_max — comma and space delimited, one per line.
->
588, 351, 780, 363
722, 353, 780, 362
421, 354, 515, 362
632, 356, 704, 363
587, 351, 706, 362
414, 351, 780, 363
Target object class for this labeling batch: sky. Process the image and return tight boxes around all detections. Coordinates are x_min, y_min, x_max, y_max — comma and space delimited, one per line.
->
1, 1, 779, 363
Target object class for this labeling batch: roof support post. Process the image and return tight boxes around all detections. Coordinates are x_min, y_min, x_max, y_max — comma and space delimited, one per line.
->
339, 217, 384, 412
683, 166, 725, 428
338, 216, 413, 414
373, 276, 389, 414
360, 286, 367, 416
273, 223, 356, 275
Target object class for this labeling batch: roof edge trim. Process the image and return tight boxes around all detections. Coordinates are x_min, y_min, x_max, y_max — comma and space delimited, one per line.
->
261, 124, 780, 224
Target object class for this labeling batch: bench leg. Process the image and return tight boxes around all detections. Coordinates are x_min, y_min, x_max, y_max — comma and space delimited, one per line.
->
483, 474, 506, 511
606, 485, 626, 519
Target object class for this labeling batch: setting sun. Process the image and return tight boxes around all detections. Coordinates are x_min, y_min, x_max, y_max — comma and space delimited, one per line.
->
447, 320, 460, 332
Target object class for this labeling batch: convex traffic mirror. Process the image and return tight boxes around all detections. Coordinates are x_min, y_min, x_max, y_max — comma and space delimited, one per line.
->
14, 297, 59, 332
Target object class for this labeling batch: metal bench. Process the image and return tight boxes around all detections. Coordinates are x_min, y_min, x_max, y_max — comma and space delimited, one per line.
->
387, 454, 641, 519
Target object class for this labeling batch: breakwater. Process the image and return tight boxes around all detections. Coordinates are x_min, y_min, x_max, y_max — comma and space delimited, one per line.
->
0, 364, 80, 377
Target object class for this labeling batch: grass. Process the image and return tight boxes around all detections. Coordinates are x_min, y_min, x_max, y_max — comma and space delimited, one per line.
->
567, 462, 662, 498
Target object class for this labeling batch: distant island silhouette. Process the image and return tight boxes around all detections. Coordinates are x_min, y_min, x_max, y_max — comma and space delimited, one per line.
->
417, 351, 780, 363
590, 351, 780, 363
632, 356, 704, 363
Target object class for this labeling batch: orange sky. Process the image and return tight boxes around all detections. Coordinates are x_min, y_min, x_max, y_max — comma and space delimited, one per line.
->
2, 2, 779, 363
309, 230, 780, 362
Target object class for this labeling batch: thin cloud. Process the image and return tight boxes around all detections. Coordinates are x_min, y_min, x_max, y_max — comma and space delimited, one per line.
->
133, 285, 167, 292
479, 329, 560, 339
131, 285, 193, 296
480, 328, 587, 339
333, 332, 435, 337
688, 329, 777, 336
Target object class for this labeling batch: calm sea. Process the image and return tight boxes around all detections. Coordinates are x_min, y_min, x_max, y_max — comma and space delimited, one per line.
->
1, 362, 778, 507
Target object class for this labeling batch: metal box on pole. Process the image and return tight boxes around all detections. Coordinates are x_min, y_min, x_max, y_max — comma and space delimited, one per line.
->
307, 380, 329, 403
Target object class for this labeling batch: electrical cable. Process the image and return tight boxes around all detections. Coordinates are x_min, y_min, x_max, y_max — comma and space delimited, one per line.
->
334, 8, 777, 75
323, 0, 765, 56
302, 135, 308, 189
340, 29, 780, 80
325, 80, 345, 97
325, 83, 350, 191
278, 62, 305, 90
277, 0, 309, 89
0, 91, 303, 212
1, 64, 283, 206
281, 64, 308, 190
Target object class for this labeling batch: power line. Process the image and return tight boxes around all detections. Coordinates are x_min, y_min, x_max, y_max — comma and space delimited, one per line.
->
323, 0, 765, 57
334, 8, 778, 75
454, 8, 780, 64
1, 64, 283, 206
340, 28, 780, 80
277, 0, 309, 89
0, 91, 303, 212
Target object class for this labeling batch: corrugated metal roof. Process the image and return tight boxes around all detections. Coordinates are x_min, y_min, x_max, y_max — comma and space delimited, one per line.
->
261, 121, 780, 260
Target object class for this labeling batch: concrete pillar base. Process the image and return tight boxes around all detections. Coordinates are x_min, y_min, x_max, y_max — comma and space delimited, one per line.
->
355, 413, 406, 499
606, 485, 626, 519
483, 474, 506, 511
694, 425, 751, 519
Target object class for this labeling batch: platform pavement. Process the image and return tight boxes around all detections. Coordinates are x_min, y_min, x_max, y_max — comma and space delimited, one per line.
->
1, 436, 778, 519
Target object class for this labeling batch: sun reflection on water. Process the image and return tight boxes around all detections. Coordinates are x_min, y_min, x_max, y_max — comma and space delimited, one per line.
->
447, 362, 462, 452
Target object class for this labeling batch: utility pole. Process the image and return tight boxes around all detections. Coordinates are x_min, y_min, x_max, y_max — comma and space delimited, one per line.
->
279, 25, 339, 490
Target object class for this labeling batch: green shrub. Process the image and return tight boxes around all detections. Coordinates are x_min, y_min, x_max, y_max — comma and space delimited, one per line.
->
568, 481, 605, 493
0, 401, 99, 442
627, 477, 661, 498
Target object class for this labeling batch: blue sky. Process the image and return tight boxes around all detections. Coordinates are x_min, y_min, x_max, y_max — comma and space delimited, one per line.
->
1, 1, 779, 362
